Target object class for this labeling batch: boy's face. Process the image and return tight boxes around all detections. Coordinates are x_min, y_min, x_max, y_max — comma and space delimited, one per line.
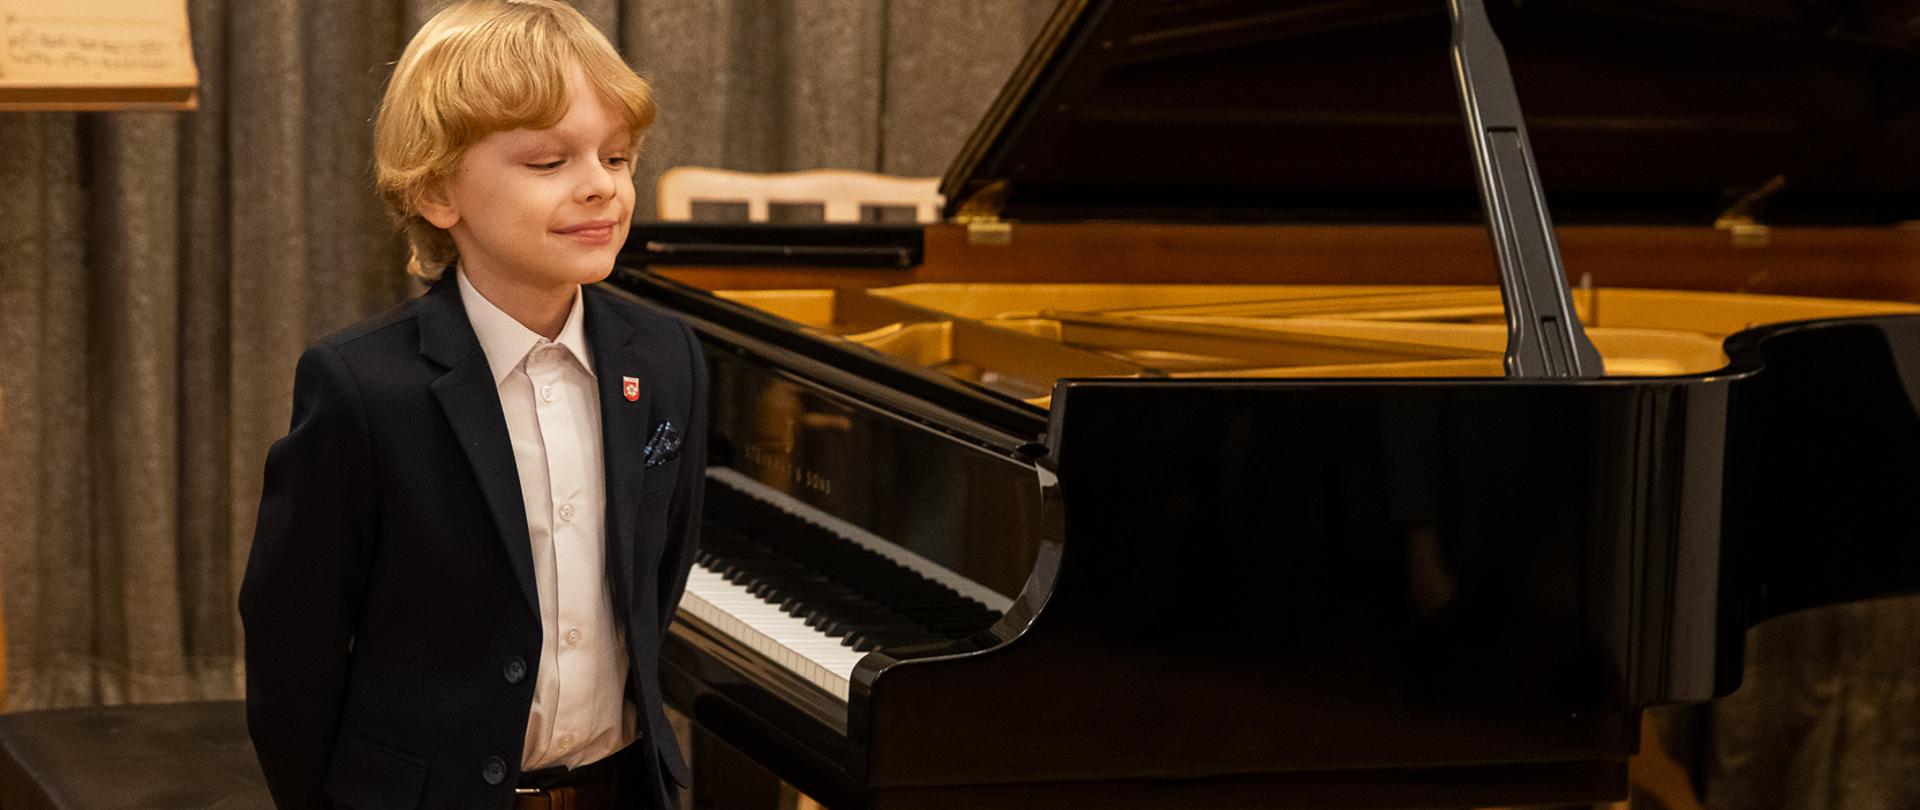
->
422, 63, 635, 292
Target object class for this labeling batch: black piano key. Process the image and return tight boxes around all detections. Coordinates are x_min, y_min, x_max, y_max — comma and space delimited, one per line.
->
697, 483, 1007, 656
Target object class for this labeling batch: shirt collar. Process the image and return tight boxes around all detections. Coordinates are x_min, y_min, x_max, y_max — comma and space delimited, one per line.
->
455, 264, 596, 387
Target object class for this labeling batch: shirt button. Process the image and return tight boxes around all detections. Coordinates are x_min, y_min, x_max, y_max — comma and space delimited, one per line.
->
503, 656, 527, 684
540, 384, 555, 402
558, 733, 576, 749
558, 502, 576, 522
565, 628, 582, 646
482, 756, 507, 785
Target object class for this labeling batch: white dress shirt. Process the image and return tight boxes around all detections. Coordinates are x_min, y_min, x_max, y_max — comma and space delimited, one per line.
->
458, 268, 636, 771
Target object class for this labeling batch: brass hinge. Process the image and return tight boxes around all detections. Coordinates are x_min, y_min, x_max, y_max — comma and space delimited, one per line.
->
955, 181, 1013, 246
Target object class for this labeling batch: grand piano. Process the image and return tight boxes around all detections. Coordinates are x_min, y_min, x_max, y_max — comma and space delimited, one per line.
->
607, 0, 1920, 807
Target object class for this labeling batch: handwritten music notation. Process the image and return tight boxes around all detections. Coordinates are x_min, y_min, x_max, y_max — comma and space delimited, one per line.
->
0, 1, 197, 110
1, 4, 192, 84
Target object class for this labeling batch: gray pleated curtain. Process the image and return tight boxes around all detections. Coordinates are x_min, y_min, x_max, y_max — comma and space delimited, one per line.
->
0, 0, 1051, 710
0, 2, 1914, 808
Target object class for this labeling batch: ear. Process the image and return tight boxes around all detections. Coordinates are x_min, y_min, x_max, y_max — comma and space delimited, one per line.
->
415, 180, 460, 230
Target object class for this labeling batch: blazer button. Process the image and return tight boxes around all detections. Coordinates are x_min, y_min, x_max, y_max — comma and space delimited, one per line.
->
503, 656, 527, 684
482, 756, 507, 785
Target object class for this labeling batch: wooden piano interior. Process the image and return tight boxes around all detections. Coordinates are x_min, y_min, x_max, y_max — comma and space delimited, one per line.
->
654, 222, 1920, 406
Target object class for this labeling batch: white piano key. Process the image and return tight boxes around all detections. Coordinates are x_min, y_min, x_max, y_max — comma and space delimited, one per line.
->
678, 565, 864, 701
674, 469, 1018, 706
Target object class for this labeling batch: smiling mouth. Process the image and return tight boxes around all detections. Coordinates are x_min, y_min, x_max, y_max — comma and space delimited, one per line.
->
557, 224, 616, 241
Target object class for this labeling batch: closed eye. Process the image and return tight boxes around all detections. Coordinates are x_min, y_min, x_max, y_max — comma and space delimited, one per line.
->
528, 160, 564, 170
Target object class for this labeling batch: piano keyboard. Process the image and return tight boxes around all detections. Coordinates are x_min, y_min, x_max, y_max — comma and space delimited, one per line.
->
677, 468, 1013, 702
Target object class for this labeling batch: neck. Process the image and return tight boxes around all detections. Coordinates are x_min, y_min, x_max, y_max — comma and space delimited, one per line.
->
460, 262, 574, 340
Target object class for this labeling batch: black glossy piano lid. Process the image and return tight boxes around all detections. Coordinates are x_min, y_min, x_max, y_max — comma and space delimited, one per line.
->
942, 0, 1920, 225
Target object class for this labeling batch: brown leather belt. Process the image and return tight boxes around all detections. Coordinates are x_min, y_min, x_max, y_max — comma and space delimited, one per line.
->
513, 746, 633, 810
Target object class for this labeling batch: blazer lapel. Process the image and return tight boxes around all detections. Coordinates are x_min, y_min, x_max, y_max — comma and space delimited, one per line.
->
586, 289, 660, 618
418, 274, 540, 620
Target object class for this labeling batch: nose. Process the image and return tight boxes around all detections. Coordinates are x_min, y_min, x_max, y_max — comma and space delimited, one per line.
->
573, 159, 617, 204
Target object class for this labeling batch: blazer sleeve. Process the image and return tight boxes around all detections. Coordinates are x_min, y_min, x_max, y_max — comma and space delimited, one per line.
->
238, 341, 376, 810
656, 321, 709, 633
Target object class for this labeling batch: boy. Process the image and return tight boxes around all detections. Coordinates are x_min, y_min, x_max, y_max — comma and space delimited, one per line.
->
239, 2, 705, 808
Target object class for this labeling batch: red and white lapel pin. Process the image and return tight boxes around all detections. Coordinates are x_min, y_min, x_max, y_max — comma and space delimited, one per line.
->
622, 376, 640, 402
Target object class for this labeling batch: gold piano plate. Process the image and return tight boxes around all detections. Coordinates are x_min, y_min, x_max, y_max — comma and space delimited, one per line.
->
713, 282, 1920, 406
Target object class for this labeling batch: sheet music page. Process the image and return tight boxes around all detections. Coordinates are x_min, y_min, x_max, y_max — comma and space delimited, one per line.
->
0, 0, 194, 88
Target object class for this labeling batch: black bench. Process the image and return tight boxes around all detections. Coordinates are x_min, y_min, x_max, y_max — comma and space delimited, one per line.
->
0, 700, 271, 809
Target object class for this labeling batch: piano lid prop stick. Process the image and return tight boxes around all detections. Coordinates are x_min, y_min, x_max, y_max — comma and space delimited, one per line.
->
1447, 0, 1605, 379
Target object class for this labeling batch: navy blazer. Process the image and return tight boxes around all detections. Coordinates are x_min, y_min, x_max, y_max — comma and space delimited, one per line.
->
240, 272, 707, 810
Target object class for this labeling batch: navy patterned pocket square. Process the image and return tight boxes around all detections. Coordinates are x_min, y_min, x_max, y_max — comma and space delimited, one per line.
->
643, 421, 682, 468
